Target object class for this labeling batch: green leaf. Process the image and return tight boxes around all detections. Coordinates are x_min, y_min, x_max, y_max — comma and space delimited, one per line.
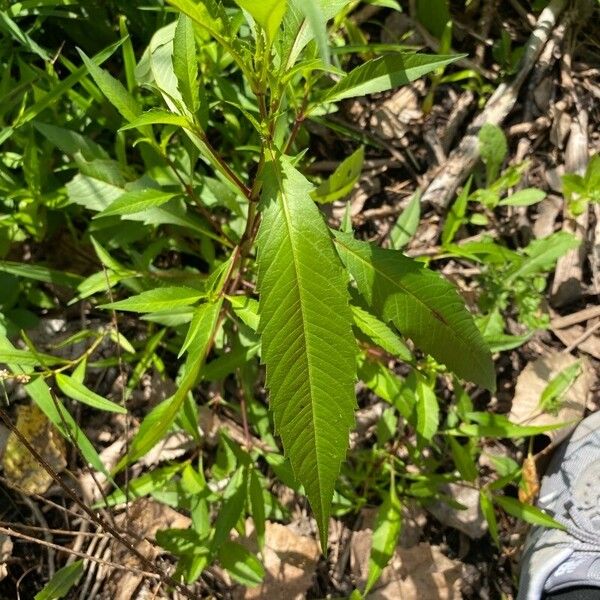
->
249, 469, 266, 550
218, 541, 265, 587
227, 295, 260, 331
34, 122, 109, 161
506, 232, 580, 283
77, 49, 142, 124
34, 560, 83, 600
447, 437, 477, 482
119, 111, 191, 131
351, 304, 412, 362
281, 0, 347, 69
358, 358, 412, 418
333, 233, 495, 390
173, 14, 200, 114
493, 495, 565, 530
452, 412, 568, 438
364, 477, 402, 596
96, 463, 185, 508
441, 177, 471, 246
235, 0, 287, 42
498, 188, 546, 207
365, 482, 402, 594
415, 377, 438, 441
115, 299, 222, 470
390, 192, 420, 249
478, 123, 507, 184
539, 361, 582, 414
0, 339, 115, 481
179, 303, 212, 357
257, 156, 357, 548
0, 348, 65, 367
55, 374, 127, 414
321, 54, 461, 103
479, 490, 498, 545
211, 466, 247, 553
100, 287, 205, 313
290, 0, 329, 63
0, 261, 82, 288
98, 189, 177, 217
313, 146, 364, 204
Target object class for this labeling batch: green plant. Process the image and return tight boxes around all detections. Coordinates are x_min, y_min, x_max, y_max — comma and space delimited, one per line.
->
562, 153, 600, 215
0, 1, 570, 595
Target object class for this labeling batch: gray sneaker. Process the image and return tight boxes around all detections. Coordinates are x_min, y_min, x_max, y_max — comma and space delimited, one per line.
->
518, 411, 600, 600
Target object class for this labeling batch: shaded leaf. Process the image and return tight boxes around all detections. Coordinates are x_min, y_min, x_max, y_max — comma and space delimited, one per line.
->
34, 560, 83, 600
333, 233, 495, 390
322, 53, 461, 103
313, 146, 364, 204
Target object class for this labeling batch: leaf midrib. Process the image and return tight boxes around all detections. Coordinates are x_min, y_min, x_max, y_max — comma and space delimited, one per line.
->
335, 236, 489, 375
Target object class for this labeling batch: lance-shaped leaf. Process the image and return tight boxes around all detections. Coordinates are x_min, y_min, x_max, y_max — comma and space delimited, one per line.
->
333, 233, 495, 391
321, 53, 461, 103
257, 157, 357, 548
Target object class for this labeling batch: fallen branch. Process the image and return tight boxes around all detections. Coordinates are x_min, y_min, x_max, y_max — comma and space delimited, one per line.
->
420, 0, 567, 210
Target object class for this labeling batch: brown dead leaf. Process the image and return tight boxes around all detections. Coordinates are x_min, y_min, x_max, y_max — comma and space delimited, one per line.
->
519, 455, 540, 504
553, 324, 600, 360
233, 521, 319, 600
0, 534, 12, 582
509, 350, 594, 446
104, 499, 191, 600
353, 539, 473, 600
1, 403, 66, 495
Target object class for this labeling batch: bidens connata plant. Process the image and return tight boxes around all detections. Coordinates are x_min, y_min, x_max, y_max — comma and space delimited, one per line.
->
72, 0, 495, 550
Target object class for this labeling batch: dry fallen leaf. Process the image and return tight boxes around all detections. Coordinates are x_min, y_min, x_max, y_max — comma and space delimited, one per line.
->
553, 324, 600, 361
233, 521, 319, 600
353, 538, 473, 600
0, 534, 12, 582
509, 350, 594, 446
519, 455, 540, 504
1, 403, 66, 495
105, 498, 191, 600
